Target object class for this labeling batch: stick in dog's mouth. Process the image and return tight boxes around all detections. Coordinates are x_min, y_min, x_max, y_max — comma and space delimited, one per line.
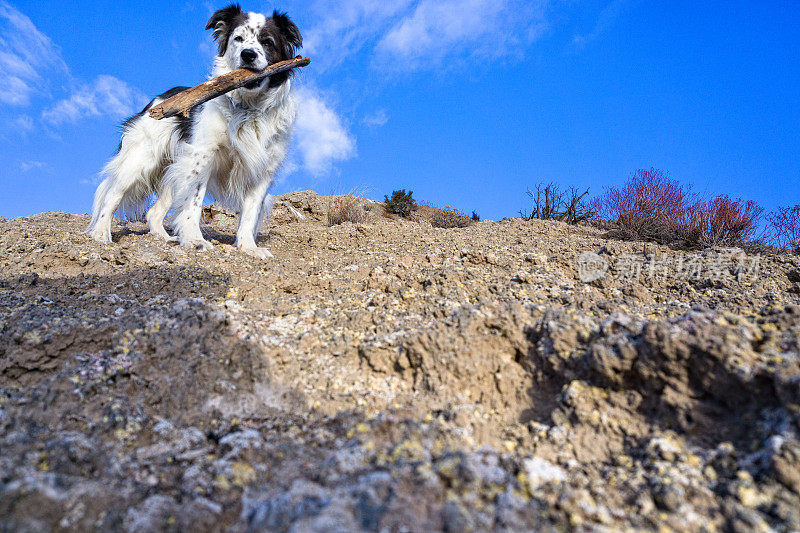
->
148, 56, 311, 120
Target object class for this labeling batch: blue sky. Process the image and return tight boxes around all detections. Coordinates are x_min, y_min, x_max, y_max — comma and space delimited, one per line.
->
1, 0, 798, 221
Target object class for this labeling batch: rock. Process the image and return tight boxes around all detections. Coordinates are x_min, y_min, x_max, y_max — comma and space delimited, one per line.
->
652, 482, 685, 512
244, 481, 331, 531
123, 495, 179, 533
522, 457, 566, 489
219, 429, 264, 458
442, 501, 475, 532
773, 440, 800, 495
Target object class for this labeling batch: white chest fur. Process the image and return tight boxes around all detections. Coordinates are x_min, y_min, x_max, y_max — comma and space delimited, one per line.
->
194, 84, 297, 202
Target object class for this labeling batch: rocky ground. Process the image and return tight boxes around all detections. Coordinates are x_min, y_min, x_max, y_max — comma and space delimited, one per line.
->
1, 191, 799, 532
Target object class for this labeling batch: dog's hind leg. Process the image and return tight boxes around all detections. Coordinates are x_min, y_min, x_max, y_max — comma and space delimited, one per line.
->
88, 148, 162, 244
145, 185, 175, 241
88, 175, 118, 243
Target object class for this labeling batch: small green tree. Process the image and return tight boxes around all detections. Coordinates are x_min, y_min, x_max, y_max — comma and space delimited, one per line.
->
384, 190, 415, 218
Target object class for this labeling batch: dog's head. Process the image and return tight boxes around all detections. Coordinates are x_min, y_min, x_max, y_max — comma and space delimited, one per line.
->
207, 5, 302, 91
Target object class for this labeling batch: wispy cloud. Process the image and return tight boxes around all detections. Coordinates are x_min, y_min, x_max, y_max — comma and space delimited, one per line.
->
302, 0, 415, 70
19, 160, 44, 172
12, 114, 33, 132
376, 0, 548, 68
294, 87, 356, 176
0, 2, 145, 127
572, 0, 629, 49
42, 75, 147, 125
363, 108, 388, 128
0, 0, 68, 106
299, 0, 550, 72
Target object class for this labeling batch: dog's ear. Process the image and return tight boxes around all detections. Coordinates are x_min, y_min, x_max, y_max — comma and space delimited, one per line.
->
272, 11, 302, 52
206, 4, 244, 56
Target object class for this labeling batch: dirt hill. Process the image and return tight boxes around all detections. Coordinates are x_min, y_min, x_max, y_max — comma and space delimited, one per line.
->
1, 191, 799, 531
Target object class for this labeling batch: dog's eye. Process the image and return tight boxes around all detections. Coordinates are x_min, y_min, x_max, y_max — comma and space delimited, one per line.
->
261, 37, 275, 48
233, 36, 244, 43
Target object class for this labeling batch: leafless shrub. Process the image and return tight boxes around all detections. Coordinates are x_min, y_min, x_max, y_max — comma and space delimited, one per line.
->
602, 169, 692, 243
766, 205, 800, 253
597, 168, 764, 249
684, 196, 764, 248
521, 182, 596, 225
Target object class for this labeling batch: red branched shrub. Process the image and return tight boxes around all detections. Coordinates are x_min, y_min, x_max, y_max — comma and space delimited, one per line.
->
586, 196, 605, 220
599, 168, 763, 248
686, 196, 764, 247
602, 168, 693, 242
767, 205, 800, 252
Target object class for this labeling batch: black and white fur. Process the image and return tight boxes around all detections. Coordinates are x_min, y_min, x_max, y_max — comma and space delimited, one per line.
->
88, 5, 302, 259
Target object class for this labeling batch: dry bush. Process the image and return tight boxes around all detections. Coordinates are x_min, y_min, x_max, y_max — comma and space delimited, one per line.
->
586, 196, 606, 220
384, 189, 415, 218
326, 193, 370, 226
767, 205, 800, 253
685, 196, 764, 248
521, 183, 596, 225
430, 206, 474, 228
603, 168, 692, 242
599, 168, 763, 248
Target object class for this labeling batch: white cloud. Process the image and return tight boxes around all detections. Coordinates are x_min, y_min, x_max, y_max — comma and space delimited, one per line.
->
19, 160, 44, 172
572, 0, 629, 49
296, 0, 550, 72
377, 0, 501, 60
0, 74, 32, 106
302, 0, 415, 70
42, 75, 147, 125
293, 87, 356, 176
363, 108, 388, 128
0, 1, 68, 106
13, 114, 33, 131
375, 0, 549, 69
1, 2, 146, 129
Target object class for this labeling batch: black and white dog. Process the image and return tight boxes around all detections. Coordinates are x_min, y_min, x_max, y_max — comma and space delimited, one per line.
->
88, 5, 302, 259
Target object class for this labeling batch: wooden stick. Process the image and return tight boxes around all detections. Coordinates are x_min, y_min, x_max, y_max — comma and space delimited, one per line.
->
148, 56, 311, 120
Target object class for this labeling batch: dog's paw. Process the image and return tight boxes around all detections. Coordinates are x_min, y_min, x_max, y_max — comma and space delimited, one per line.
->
88, 228, 112, 244
149, 227, 177, 242
182, 239, 215, 252
240, 246, 274, 260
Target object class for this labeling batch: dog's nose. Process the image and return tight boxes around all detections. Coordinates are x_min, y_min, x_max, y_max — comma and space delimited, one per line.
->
240, 49, 257, 63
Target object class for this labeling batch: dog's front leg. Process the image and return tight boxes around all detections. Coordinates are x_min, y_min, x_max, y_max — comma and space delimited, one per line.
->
170, 150, 215, 251
235, 182, 273, 259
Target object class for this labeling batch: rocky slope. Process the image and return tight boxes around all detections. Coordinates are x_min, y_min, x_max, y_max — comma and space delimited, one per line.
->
1, 191, 799, 532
